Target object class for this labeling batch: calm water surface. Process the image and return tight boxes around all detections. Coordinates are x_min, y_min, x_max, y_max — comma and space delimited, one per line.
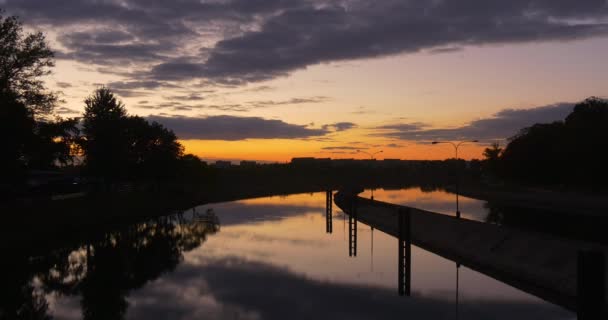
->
43, 188, 574, 319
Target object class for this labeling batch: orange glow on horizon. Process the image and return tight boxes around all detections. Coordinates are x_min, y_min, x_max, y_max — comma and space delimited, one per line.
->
179, 139, 486, 162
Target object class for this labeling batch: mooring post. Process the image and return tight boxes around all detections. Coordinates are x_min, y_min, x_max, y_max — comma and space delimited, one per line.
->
398, 207, 411, 296
578, 250, 606, 320
326, 190, 333, 234
349, 197, 358, 257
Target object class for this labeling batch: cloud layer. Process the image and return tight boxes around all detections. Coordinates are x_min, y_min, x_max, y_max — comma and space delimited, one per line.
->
373, 102, 574, 141
5, 0, 608, 85
148, 115, 354, 140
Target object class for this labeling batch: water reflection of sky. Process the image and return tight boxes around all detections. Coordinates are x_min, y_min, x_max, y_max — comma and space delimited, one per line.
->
363, 187, 490, 221
48, 190, 574, 320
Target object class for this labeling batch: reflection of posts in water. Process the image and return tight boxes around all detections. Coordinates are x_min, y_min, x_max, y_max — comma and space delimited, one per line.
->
456, 262, 460, 319
578, 250, 606, 320
349, 198, 358, 257
398, 207, 412, 296
326, 190, 333, 234
371, 227, 374, 272
455, 190, 461, 219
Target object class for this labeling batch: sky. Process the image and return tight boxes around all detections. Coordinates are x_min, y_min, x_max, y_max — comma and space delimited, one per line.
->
3, 0, 608, 162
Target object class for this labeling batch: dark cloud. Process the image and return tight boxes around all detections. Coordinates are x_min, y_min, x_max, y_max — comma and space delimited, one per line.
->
243, 85, 274, 92
373, 102, 574, 141
147, 115, 330, 140
322, 122, 357, 132
200, 104, 249, 112
196, 1, 608, 83
142, 96, 331, 113
108, 80, 177, 90
55, 81, 73, 88
55, 106, 80, 115
107, 81, 181, 98
376, 122, 428, 132
172, 106, 193, 111
165, 93, 206, 101
5, 0, 608, 85
249, 96, 330, 108
321, 146, 365, 151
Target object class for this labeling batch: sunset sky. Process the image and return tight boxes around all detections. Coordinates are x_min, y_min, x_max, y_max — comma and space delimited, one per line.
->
4, 0, 608, 162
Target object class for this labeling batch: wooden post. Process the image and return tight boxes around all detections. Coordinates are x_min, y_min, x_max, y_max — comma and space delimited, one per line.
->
398, 207, 411, 296
578, 250, 605, 319
325, 190, 333, 233
349, 197, 357, 257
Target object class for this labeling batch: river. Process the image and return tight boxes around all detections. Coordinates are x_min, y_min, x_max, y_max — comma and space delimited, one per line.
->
3, 188, 575, 319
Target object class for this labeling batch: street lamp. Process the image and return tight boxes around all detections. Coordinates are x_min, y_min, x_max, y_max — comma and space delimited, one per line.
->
431, 140, 478, 218
357, 150, 383, 159
356, 150, 383, 200
431, 140, 479, 159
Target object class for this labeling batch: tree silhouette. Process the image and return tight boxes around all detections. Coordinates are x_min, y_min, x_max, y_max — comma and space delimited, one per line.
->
1, 12, 78, 193
482, 142, 503, 176
27, 118, 81, 169
0, 10, 57, 117
82, 87, 129, 179
81, 87, 185, 181
122, 116, 184, 180
0, 91, 35, 185
499, 97, 608, 188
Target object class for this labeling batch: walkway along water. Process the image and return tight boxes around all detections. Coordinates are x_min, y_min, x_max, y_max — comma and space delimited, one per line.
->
333, 191, 607, 319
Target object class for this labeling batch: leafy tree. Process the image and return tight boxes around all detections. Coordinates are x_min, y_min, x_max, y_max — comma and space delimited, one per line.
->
27, 118, 81, 169
0, 91, 35, 183
82, 87, 129, 179
123, 116, 184, 180
81, 87, 185, 181
482, 142, 503, 175
1, 12, 77, 192
499, 97, 608, 188
0, 10, 57, 117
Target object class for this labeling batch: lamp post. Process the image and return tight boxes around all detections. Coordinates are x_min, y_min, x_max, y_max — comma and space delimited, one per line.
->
430, 141, 476, 320
431, 140, 478, 218
356, 150, 383, 200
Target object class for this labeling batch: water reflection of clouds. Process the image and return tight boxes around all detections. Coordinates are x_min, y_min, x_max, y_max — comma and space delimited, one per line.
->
369, 188, 489, 221
44, 190, 573, 319
219, 229, 328, 247
193, 202, 322, 226
122, 257, 571, 320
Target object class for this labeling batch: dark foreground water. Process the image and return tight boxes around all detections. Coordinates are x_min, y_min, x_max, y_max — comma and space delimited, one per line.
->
7, 188, 575, 319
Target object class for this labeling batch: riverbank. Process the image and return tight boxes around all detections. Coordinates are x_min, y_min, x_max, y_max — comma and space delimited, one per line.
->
451, 183, 608, 217
334, 192, 608, 315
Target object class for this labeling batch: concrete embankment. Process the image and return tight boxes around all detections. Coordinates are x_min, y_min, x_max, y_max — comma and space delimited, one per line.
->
334, 192, 608, 314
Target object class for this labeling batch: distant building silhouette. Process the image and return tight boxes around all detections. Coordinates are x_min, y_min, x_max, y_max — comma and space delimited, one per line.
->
240, 160, 257, 167
291, 157, 331, 166
213, 161, 232, 168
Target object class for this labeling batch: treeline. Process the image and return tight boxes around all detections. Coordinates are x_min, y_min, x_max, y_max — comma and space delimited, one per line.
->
1, 12, 207, 195
483, 97, 608, 189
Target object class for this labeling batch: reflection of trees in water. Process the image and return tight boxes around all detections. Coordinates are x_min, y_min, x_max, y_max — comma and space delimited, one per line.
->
0, 251, 51, 320
0, 211, 219, 320
483, 202, 608, 244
